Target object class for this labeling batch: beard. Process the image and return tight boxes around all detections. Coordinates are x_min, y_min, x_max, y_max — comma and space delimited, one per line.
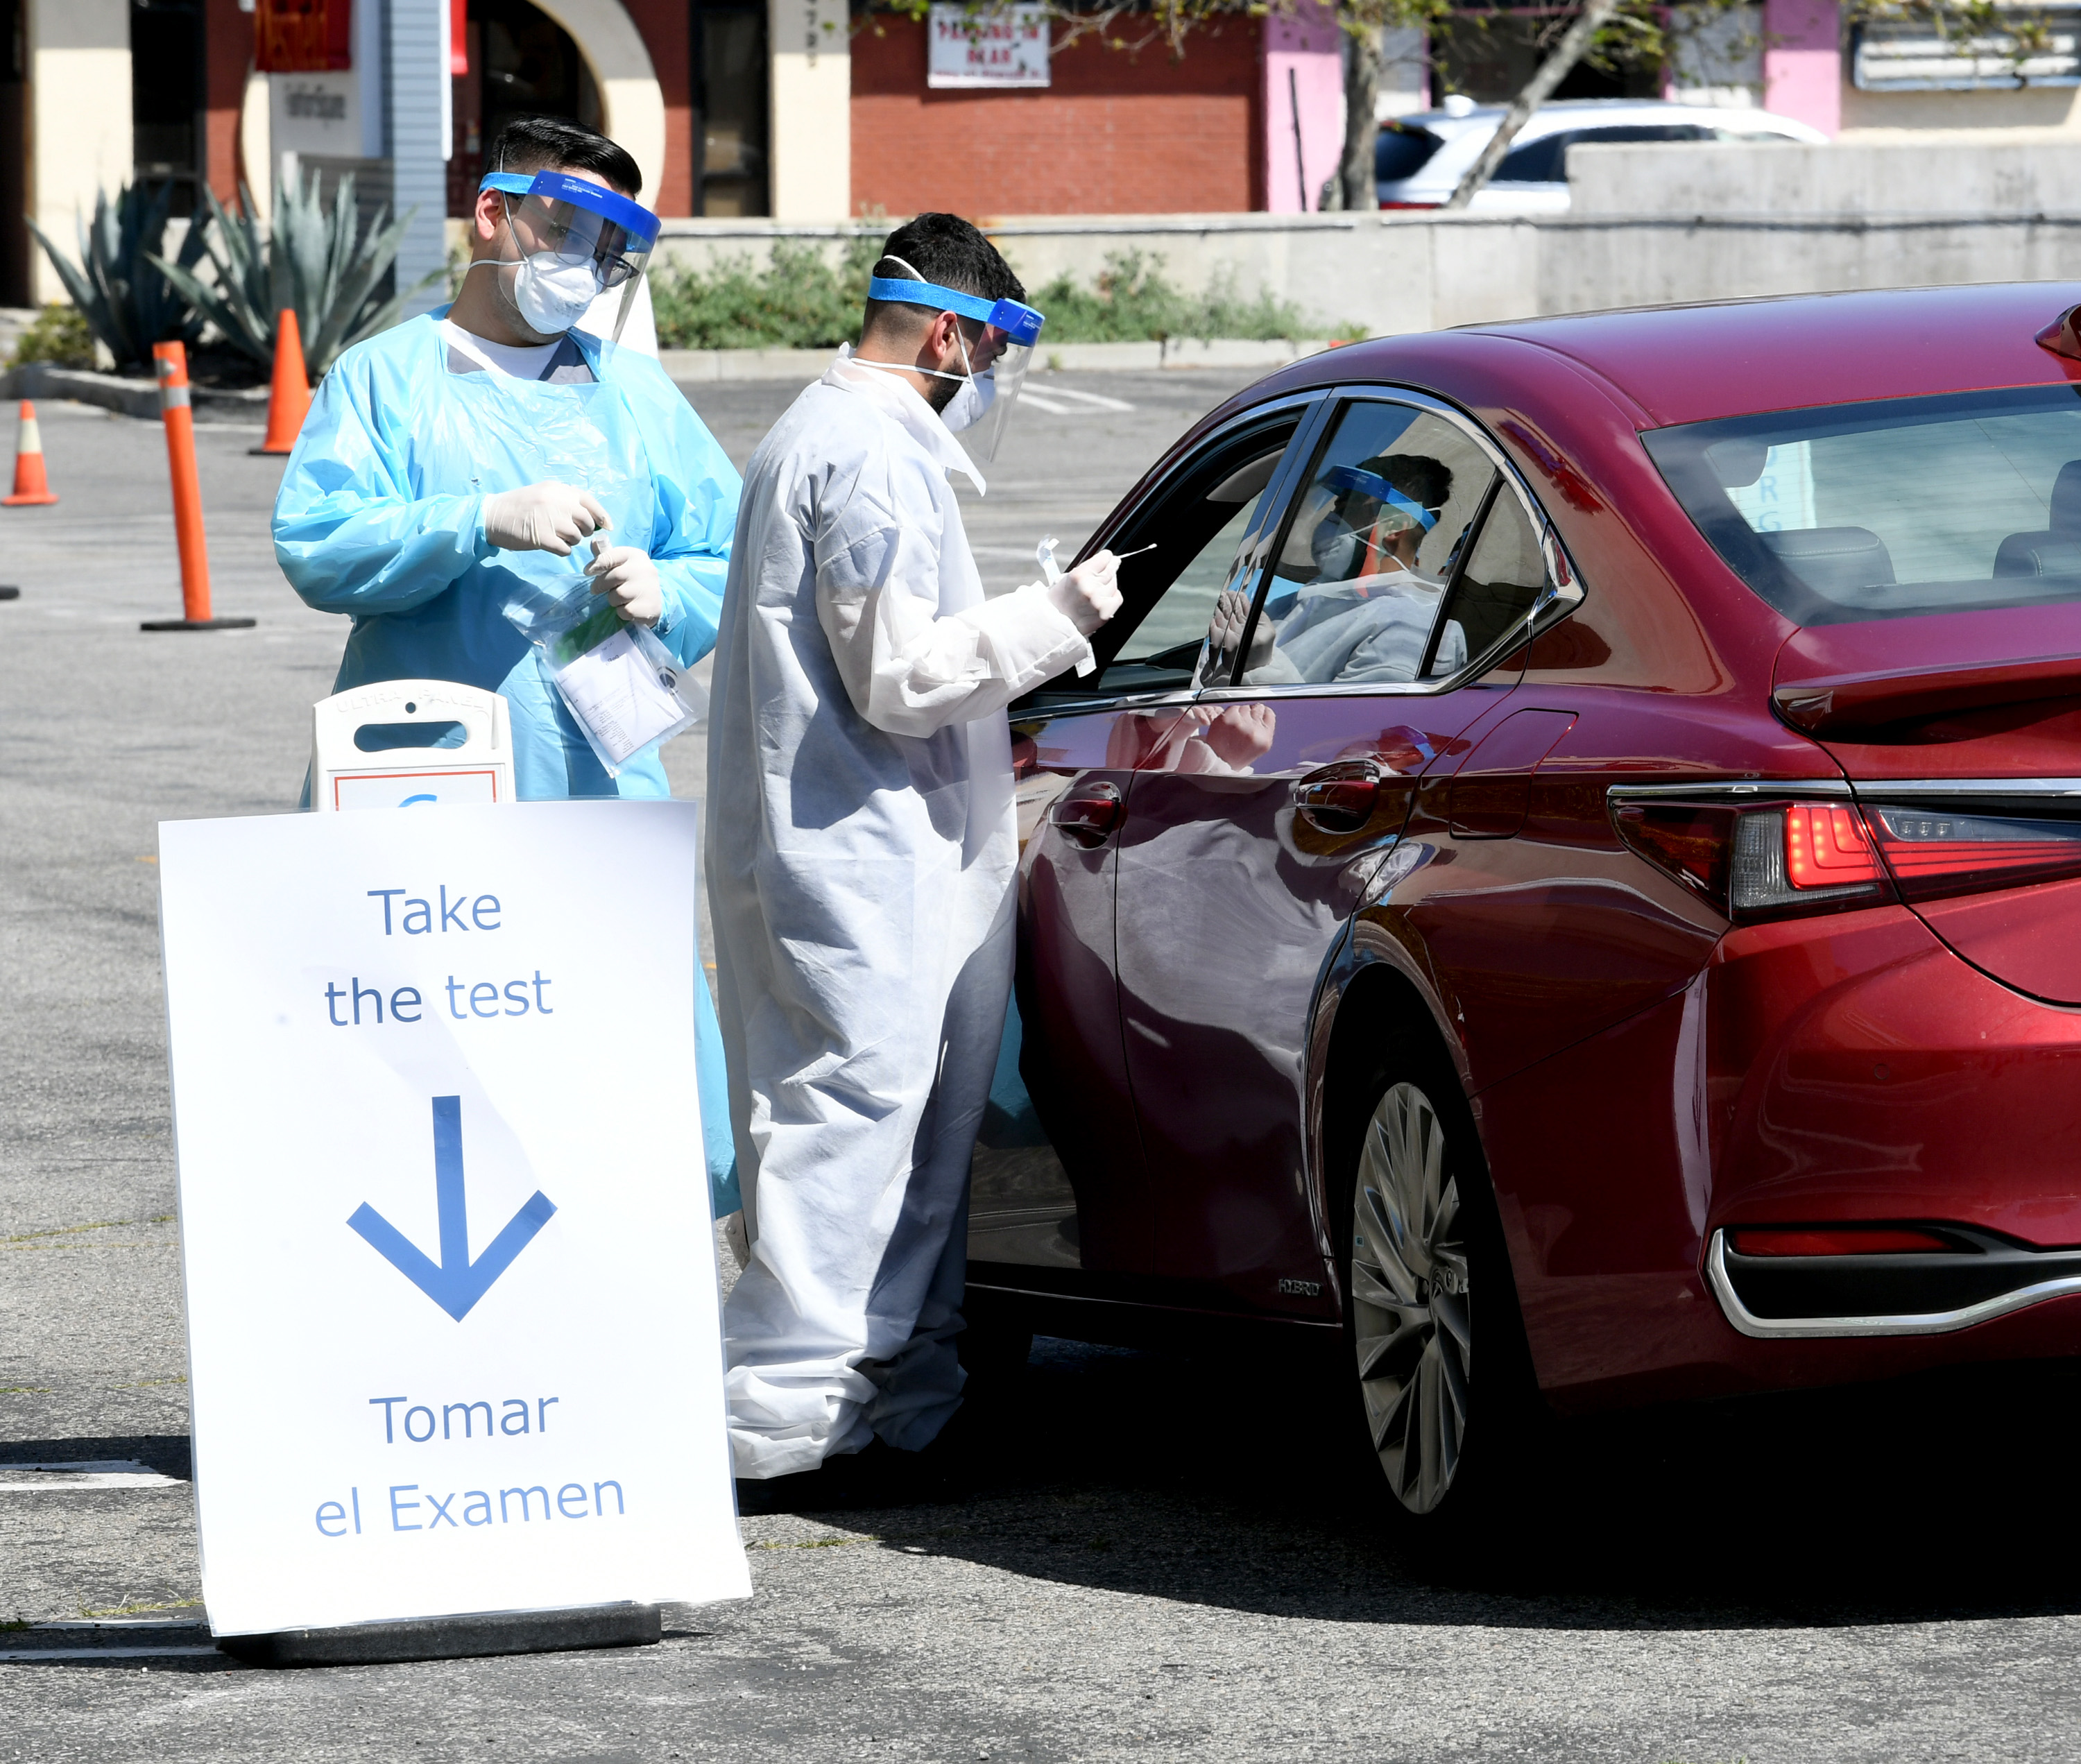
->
923, 372, 962, 414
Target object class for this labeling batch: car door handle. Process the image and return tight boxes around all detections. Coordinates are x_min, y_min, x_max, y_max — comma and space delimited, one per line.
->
1294, 762, 1380, 834
1050, 780, 1122, 846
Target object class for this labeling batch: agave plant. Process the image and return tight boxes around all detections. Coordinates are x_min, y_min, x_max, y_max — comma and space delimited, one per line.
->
153, 169, 445, 382
26, 180, 207, 372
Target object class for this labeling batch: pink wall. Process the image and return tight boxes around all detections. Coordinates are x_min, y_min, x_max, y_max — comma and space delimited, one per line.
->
1763, 0, 1842, 137
1263, 0, 1344, 212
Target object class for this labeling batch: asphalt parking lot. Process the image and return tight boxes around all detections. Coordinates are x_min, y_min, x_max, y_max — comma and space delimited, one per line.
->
6, 369, 2081, 1762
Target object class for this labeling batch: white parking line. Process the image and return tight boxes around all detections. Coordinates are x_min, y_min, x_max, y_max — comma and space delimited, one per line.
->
1021, 388, 1138, 418
0, 1460, 183, 1492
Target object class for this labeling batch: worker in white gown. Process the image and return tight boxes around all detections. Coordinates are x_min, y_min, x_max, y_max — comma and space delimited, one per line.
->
706, 214, 1124, 1480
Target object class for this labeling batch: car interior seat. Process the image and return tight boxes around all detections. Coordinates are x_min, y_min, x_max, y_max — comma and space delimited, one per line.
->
1993, 460, 2081, 578
1758, 527, 1897, 597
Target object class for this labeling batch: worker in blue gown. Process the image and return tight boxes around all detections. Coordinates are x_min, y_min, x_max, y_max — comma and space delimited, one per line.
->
272, 115, 743, 1219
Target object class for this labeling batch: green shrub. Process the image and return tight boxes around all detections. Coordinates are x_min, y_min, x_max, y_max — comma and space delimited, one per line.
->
651, 237, 881, 351
1031, 250, 1314, 343
7, 304, 96, 370
650, 240, 1332, 350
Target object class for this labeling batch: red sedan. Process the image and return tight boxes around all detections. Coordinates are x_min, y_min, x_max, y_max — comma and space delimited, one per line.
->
965, 283, 2081, 1522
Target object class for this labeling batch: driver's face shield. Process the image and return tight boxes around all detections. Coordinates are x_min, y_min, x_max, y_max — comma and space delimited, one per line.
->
1308, 464, 1440, 578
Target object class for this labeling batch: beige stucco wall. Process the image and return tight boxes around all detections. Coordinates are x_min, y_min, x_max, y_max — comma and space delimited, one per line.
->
766, 0, 850, 221
28, 0, 132, 305
528, 0, 667, 203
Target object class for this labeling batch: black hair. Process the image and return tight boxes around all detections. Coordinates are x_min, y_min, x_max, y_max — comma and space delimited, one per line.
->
1356, 452, 1453, 514
486, 116, 642, 198
860, 212, 1025, 340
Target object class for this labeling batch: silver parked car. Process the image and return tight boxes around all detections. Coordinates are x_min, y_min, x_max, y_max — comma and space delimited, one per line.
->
1374, 96, 1829, 212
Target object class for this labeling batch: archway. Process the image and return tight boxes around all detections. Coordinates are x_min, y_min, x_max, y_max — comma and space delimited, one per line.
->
449, 0, 666, 211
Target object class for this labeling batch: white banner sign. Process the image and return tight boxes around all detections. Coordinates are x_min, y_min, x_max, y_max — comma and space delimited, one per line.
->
159, 800, 748, 1637
928, 3, 1050, 88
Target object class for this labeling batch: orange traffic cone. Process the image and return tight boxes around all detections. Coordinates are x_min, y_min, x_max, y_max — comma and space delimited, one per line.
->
2, 401, 59, 505
250, 309, 311, 456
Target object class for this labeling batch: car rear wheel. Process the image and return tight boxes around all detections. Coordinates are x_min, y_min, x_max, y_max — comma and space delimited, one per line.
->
1351, 1080, 1471, 1514
1335, 1034, 1539, 1528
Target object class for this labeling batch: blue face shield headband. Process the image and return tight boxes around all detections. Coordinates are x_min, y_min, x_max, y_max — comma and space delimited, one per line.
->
864, 276, 1045, 347
1323, 463, 1441, 533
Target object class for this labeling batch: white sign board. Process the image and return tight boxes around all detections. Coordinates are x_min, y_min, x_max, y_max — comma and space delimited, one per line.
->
927, 3, 1050, 88
269, 71, 379, 160
158, 800, 749, 1637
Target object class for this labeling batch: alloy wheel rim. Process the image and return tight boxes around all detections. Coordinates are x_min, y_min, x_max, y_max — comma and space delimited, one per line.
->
1351, 1081, 1469, 1515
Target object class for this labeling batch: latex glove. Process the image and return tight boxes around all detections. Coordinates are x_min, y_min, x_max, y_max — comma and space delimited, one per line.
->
1047, 549, 1123, 637
483, 481, 610, 556
585, 539, 663, 626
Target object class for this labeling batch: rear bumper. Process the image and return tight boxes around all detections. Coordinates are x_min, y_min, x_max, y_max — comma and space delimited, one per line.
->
1482, 900, 2081, 1407
1705, 1228, 2081, 1338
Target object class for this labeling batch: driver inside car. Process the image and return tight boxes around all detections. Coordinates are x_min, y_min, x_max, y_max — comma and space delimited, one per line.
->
1211, 453, 1470, 687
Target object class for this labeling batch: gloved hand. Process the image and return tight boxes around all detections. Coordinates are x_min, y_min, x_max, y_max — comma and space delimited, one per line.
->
482, 481, 611, 556
1047, 549, 1123, 637
585, 540, 664, 626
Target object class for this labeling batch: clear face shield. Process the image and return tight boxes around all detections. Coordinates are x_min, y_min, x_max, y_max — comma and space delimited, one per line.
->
864, 272, 1045, 462
477, 170, 660, 348
1309, 463, 1441, 581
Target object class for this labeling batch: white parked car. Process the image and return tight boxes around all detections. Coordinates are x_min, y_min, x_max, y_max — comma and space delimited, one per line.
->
1374, 96, 1828, 212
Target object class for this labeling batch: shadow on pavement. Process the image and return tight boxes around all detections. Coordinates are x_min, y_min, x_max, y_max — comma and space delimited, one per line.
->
757, 1335, 2081, 1634
0, 1435, 192, 1480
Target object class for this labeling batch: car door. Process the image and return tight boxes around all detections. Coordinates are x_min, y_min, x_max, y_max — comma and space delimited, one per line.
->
1110, 390, 1580, 1317
968, 395, 1325, 1285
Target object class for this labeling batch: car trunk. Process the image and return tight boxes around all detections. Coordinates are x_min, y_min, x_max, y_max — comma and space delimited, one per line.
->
1775, 601, 2081, 1003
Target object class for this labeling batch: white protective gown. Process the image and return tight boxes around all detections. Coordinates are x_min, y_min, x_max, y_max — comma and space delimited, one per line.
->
708, 353, 1092, 1478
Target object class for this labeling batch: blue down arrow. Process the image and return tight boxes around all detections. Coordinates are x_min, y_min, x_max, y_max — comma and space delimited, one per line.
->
348, 1096, 556, 1321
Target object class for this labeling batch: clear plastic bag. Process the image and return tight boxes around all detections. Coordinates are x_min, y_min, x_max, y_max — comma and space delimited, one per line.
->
505, 572, 705, 776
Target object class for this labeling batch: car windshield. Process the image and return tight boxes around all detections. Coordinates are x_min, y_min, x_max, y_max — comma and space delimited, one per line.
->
1642, 385, 2081, 626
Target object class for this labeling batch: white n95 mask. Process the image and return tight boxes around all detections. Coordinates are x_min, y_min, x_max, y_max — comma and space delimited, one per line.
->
940, 367, 996, 434
511, 252, 604, 337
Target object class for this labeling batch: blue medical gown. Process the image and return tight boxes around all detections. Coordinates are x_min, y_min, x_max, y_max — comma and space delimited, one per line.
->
273, 309, 744, 1217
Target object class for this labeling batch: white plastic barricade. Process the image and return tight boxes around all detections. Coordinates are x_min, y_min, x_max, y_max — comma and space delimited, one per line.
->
311, 680, 515, 812
157, 800, 748, 1641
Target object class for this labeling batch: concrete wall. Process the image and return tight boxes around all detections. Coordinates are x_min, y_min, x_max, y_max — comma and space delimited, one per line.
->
649, 144, 2081, 343
1570, 139, 2081, 216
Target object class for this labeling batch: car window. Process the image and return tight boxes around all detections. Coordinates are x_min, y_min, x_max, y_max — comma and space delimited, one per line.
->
1235, 400, 1496, 688
1643, 385, 2081, 626
1424, 485, 1555, 676
1375, 122, 1445, 182
1061, 413, 1305, 701
1495, 123, 1713, 184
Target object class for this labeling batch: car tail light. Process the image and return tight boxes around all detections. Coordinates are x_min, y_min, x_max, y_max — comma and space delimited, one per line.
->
1861, 804, 2081, 902
1613, 798, 1890, 920
1379, 200, 1441, 210
1727, 1226, 1960, 1257
1733, 804, 1885, 908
